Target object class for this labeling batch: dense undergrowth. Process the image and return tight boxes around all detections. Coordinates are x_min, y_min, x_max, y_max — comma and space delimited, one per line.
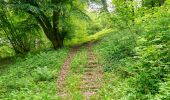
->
0, 48, 68, 99
93, 30, 137, 99
93, 29, 169, 99
92, 6, 170, 99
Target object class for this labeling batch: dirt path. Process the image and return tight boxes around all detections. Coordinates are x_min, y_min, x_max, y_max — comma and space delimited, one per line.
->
57, 43, 103, 99
81, 42, 103, 100
57, 46, 79, 98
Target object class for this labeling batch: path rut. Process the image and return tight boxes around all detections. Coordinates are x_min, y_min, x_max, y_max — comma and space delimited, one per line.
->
57, 43, 103, 100
57, 46, 79, 98
81, 42, 103, 100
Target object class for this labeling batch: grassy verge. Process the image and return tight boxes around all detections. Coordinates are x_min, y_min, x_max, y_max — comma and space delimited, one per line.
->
64, 29, 114, 46
92, 30, 137, 99
0, 48, 69, 99
64, 46, 88, 100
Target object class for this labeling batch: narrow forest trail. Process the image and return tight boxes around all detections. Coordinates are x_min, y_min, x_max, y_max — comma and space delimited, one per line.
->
57, 46, 79, 98
57, 42, 103, 100
81, 42, 103, 100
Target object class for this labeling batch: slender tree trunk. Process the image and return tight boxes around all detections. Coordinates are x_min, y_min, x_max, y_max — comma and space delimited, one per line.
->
101, 0, 109, 12
51, 0, 64, 49
130, 0, 135, 24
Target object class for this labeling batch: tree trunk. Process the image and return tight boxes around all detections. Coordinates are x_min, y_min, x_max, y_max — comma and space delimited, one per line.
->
160, 0, 165, 6
42, 28, 63, 49
51, 0, 64, 49
130, 0, 135, 24
33, 13, 64, 49
50, 36, 63, 49
26, 0, 64, 49
101, 0, 109, 12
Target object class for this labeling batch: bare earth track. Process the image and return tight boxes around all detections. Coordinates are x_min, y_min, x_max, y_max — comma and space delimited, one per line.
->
57, 43, 103, 100
81, 42, 103, 100
57, 46, 79, 98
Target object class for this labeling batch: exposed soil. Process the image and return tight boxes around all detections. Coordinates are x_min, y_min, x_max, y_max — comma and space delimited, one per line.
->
57, 43, 103, 100
57, 46, 79, 98
81, 42, 103, 100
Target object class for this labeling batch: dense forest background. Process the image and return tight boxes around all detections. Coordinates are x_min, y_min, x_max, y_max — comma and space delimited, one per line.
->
0, 0, 170, 99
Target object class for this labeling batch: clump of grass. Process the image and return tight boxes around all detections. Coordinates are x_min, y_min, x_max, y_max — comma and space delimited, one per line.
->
65, 47, 87, 99
32, 66, 56, 82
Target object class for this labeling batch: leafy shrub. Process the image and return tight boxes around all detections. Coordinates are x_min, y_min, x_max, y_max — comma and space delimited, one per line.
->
0, 48, 68, 99
130, 6, 170, 98
32, 66, 55, 82
154, 75, 170, 100
0, 45, 15, 58
93, 4, 170, 99
94, 30, 136, 72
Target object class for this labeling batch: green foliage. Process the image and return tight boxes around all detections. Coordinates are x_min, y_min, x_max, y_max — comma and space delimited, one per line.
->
55, 47, 87, 99
0, 46, 15, 58
154, 75, 170, 100
0, 48, 68, 99
66, 48, 87, 99
0, 0, 170, 99
112, 0, 135, 29
70, 47, 87, 74
94, 30, 136, 72
0, 2, 42, 54
142, 0, 165, 8
93, 73, 134, 100
32, 66, 55, 82
130, 6, 170, 98
92, 1, 170, 99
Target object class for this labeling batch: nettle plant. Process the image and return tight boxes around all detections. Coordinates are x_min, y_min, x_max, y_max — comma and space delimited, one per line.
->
133, 6, 170, 96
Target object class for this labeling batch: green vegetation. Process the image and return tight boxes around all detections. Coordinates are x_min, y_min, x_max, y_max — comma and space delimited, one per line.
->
66, 47, 87, 99
92, 0, 170, 99
0, 49, 68, 99
0, 0, 170, 100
